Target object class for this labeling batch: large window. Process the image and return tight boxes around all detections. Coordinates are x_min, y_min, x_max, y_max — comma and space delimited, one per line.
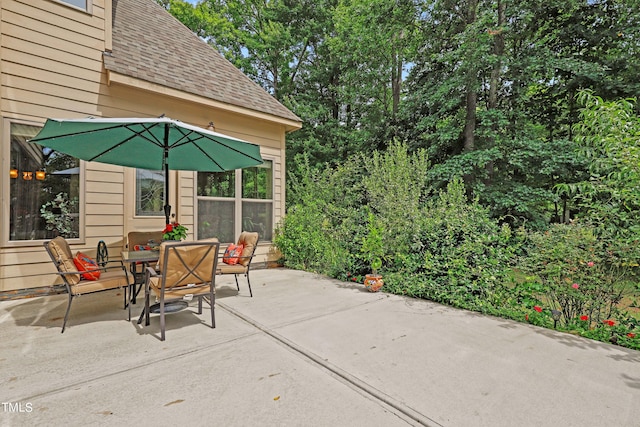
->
9, 123, 80, 241
135, 169, 164, 216
197, 160, 273, 243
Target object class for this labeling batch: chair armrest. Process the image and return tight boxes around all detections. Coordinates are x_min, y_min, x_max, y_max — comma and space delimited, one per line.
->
145, 266, 159, 279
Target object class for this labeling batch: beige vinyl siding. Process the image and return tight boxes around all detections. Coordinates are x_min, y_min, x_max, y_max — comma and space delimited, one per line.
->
0, 0, 297, 292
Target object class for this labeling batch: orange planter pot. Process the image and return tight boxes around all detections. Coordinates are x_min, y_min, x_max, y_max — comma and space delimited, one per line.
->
364, 274, 384, 292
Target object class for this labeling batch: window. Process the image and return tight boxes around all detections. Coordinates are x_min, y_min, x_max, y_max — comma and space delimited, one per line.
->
135, 169, 164, 216
58, 0, 88, 10
242, 162, 273, 241
197, 160, 273, 243
9, 123, 80, 241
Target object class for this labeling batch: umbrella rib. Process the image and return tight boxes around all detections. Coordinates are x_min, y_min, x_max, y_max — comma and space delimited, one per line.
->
87, 123, 164, 162
173, 133, 263, 166
30, 123, 127, 142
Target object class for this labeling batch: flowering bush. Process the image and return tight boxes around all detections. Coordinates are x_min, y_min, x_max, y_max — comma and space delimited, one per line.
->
519, 221, 638, 327
162, 222, 188, 241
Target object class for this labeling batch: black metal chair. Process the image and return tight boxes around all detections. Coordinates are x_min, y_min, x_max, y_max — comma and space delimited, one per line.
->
44, 237, 133, 333
142, 239, 220, 341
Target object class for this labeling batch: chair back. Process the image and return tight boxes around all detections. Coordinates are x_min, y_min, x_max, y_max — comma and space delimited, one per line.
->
44, 236, 80, 285
237, 232, 259, 267
158, 240, 220, 291
126, 231, 163, 250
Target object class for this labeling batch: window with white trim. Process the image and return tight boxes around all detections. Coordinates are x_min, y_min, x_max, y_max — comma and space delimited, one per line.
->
197, 160, 273, 243
135, 169, 165, 217
8, 123, 81, 241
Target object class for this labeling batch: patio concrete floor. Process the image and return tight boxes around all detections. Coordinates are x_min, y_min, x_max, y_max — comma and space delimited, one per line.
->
0, 268, 639, 426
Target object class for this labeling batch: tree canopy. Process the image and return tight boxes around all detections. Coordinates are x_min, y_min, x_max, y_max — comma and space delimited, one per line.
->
160, 0, 640, 229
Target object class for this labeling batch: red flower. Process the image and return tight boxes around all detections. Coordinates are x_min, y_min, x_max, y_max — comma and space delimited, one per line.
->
587, 261, 595, 267
525, 314, 529, 321
627, 333, 636, 339
163, 224, 174, 234
534, 306, 542, 313
580, 315, 589, 321
603, 320, 616, 327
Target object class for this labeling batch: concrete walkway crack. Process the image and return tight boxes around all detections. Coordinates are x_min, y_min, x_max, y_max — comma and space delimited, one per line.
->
218, 301, 444, 427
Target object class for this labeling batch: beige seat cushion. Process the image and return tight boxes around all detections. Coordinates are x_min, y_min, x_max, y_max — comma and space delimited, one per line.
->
70, 269, 133, 295
47, 236, 80, 285
237, 232, 258, 267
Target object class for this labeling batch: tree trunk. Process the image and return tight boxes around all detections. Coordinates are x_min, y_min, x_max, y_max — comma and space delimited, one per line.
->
463, 0, 479, 153
486, 0, 505, 182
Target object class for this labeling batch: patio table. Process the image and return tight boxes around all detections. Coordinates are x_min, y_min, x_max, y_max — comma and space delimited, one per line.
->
121, 250, 159, 305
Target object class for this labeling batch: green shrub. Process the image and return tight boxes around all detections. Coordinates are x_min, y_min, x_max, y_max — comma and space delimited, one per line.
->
519, 221, 639, 328
386, 178, 521, 309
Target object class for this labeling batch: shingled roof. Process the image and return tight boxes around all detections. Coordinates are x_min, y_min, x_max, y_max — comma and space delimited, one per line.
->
103, 0, 301, 124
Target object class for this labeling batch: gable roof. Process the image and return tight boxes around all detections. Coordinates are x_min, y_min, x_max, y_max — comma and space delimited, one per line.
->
103, 0, 301, 125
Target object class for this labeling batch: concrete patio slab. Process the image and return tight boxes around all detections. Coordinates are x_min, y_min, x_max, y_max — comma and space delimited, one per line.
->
1, 269, 638, 426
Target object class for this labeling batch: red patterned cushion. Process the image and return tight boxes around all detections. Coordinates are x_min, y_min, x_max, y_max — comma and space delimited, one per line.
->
73, 252, 101, 281
223, 244, 244, 265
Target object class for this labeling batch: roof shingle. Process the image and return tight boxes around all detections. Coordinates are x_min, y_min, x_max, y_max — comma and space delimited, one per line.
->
103, 0, 301, 124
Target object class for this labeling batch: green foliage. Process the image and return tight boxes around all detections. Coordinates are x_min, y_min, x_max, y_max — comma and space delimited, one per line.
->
519, 221, 640, 328
361, 210, 384, 275
40, 193, 79, 239
363, 142, 430, 254
567, 90, 640, 236
392, 178, 520, 309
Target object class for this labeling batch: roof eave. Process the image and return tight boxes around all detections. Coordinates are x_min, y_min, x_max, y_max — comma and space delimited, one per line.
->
106, 70, 302, 133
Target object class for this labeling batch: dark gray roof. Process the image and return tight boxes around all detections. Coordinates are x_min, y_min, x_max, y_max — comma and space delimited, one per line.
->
104, 0, 301, 124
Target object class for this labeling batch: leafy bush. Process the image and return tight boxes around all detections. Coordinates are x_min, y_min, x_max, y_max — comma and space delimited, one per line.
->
274, 154, 367, 277
384, 178, 521, 309
519, 221, 640, 330
275, 141, 639, 350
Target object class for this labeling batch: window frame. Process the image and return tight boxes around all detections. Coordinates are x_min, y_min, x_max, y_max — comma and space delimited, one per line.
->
195, 157, 275, 244
2, 118, 86, 247
134, 168, 166, 218
50, 0, 93, 14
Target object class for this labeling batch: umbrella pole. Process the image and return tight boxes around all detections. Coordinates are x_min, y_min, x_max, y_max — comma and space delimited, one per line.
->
163, 125, 171, 225
163, 162, 170, 225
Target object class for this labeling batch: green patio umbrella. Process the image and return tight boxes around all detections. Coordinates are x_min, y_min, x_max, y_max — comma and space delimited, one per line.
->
29, 116, 263, 224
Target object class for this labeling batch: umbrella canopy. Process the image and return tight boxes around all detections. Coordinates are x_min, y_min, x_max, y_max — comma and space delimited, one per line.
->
29, 117, 264, 224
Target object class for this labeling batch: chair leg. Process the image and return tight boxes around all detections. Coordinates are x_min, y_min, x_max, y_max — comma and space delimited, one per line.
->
234, 274, 240, 291
160, 299, 166, 341
198, 296, 203, 314
144, 284, 151, 326
245, 272, 253, 297
211, 289, 216, 329
61, 293, 74, 333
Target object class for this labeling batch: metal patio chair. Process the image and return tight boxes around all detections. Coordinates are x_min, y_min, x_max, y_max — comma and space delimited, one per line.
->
44, 236, 133, 333
142, 239, 220, 341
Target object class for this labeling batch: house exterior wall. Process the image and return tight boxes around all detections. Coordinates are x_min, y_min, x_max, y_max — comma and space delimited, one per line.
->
0, 0, 293, 292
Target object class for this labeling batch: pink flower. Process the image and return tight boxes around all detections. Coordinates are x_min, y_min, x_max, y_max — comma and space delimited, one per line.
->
587, 261, 595, 267
603, 320, 616, 327
580, 315, 589, 321
572, 283, 579, 289
627, 333, 636, 339
534, 306, 542, 313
